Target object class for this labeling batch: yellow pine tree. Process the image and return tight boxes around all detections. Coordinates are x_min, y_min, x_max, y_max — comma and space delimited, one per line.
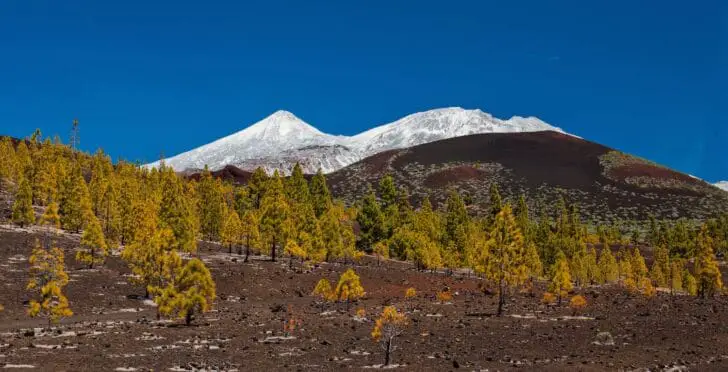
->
240, 210, 261, 261
312, 278, 334, 309
683, 270, 698, 296
373, 241, 389, 266
39, 201, 61, 230
159, 167, 198, 253
549, 250, 573, 305
59, 165, 93, 233
335, 268, 365, 310
14, 141, 33, 181
524, 241, 543, 280
284, 239, 307, 270
630, 247, 648, 282
694, 225, 723, 298
371, 306, 409, 366
0, 136, 17, 190
27, 239, 72, 326
76, 214, 108, 269
598, 247, 619, 283
12, 175, 35, 227
220, 207, 242, 255
260, 171, 291, 262
32, 145, 58, 206
480, 204, 528, 316
156, 258, 216, 326
669, 259, 684, 295
121, 200, 179, 298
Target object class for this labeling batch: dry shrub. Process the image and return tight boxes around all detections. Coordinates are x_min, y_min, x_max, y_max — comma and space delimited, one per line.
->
569, 295, 587, 315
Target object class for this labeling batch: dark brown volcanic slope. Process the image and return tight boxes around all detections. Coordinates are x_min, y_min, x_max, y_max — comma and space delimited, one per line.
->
327, 131, 728, 223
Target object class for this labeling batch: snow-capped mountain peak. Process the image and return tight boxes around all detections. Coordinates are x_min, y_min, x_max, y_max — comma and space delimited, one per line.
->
715, 181, 728, 192
148, 107, 569, 174
351, 107, 564, 156
226, 110, 326, 142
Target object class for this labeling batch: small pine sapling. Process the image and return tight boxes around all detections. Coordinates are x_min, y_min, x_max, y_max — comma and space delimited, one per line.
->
569, 295, 587, 315
371, 306, 409, 367
335, 269, 365, 311
541, 292, 557, 305
436, 290, 453, 304
27, 239, 72, 327
312, 278, 333, 311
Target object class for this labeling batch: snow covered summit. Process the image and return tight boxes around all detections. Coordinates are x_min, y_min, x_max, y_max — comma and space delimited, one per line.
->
715, 181, 728, 192
147, 107, 567, 174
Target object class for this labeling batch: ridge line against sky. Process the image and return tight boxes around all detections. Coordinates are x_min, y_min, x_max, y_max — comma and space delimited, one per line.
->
1, 1, 725, 181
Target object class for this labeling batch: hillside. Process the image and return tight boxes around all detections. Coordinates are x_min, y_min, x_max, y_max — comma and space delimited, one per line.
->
327, 131, 728, 223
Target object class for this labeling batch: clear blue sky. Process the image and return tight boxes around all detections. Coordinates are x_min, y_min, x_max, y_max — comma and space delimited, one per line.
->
1, 1, 726, 181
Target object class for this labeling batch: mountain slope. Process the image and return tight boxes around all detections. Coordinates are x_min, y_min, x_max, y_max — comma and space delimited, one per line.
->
327, 131, 728, 222
147, 110, 351, 173
148, 107, 565, 174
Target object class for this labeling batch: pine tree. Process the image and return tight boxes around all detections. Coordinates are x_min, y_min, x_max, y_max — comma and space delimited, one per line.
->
630, 247, 648, 282
335, 268, 365, 310
39, 200, 61, 230
220, 207, 242, 254
159, 167, 198, 252
156, 258, 216, 326
515, 194, 530, 240
260, 171, 291, 262
76, 214, 108, 269
27, 239, 72, 326
121, 200, 179, 298
98, 176, 122, 245
240, 210, 261, 261
12, 175, 35, 227
479, 204, 527, 316
669, 259, 684, 295
116, 162, 140, 245
14, 141, 33, 181
373, 241, 389, 265
32, 142, 58, 206
444, 188, 468, 259
598, 247, 618, 283
488, 183, 503, 222
549, 250, 573, 305
197, 167, 225, 241
247, 167, 269, 209
694, 225, 723, 298
59, 165, 93, 233
0, 136, 17, 190
284, 239, 307, 270
88, 149, 112, 217
683, 270, 698, 296
357, 186, 386, 251
524, 241, 543, 280
651, 244, 670, 287
371, 306, 408, 366
286, 163, 310, 205
309, 169, 331, 218
312, 278, 334, 307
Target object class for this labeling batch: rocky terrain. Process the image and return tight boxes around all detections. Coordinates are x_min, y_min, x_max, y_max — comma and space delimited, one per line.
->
1, 226, 727, 371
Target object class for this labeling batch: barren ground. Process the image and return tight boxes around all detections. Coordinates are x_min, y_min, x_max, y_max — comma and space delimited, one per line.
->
0, 226, 727, 371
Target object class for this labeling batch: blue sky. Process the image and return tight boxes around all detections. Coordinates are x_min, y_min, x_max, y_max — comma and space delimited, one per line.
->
1, 1, 726, 181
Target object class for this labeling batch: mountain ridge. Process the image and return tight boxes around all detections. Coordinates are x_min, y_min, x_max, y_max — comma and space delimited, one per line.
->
146, 107, 566, 174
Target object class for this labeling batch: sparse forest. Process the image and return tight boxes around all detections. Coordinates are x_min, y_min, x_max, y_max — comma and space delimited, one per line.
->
0, 131, 726, 370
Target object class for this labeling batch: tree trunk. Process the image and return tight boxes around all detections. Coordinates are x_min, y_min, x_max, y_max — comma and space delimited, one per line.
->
384, 338, 392, 366
185, 311, 193, 326
244, 244, 250, 263
497, 281, 505, 316
229, 243, 232, 255
271, 239, 277, 262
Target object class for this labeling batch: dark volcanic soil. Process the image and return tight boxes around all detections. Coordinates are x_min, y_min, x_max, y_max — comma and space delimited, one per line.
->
0, 226, 727, 371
